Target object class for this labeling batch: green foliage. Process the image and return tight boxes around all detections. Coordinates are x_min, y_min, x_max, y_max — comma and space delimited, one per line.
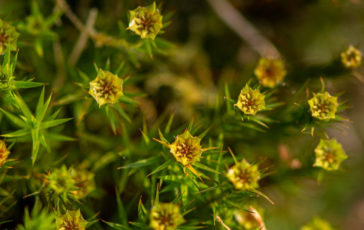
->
0, 0, 363, 230
1, 88, 72, 164
17, 199, 56, 230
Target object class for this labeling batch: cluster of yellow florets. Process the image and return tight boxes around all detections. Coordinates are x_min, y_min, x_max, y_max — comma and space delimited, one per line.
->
150, 203, 185, 230
0, 140, 10, 167
168, 130, 203, 166
235, 84, 266, 115
341, 45, 362, 69
89, 69, 124, 107
313, 139, 347, 171
308, 91, 338, 121
128, 2, 163, 40
56, 210, 88, 230
0, 19, 19, 55
254, 58, 287, 88
226, 159, 261, 191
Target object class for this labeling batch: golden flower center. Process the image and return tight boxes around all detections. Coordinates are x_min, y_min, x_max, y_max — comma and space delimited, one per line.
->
94, 80, 117, 98
0, 32, 8, 44
317, 103, 327, 113
324, 150, 335, 164
241, 95, 258, 110
236, 170, 252, 184
136, 13, 154, 31
265, 66, 275, 77
244, 99, 255, 107
176, 143, 195, 160
154, 212, 174, 227
0, 148, 5, 157
141, 15, 153, 29
62, 218, 79, 230
347, 52, 358, 62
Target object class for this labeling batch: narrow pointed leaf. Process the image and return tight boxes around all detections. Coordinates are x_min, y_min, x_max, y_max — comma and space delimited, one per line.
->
0, 108, 26, 128
40, 118, 72, 129
12, 93, 33, 120
13, 81, 43, 89
1, 129, 29, 138
148, 159, 172, 176
35, 87, 45, 117
36, 92, 52, 122
47, 133, 75, 142
31, 128, 40, 165
117, 156, 160, 169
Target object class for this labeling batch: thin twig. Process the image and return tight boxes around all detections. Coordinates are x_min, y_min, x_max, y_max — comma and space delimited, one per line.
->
216, 215, 231, 230
248, 206, 267, 230
52, 41, 66, 92
68, 8, 98, 65
207, 0, 281, 59
56, 0, 93, 34
55, 0, 138, 50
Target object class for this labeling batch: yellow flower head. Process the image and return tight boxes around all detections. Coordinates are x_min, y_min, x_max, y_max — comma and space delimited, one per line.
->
313, 139, 347, 171
254, 58, 287, 88
56, 210, 88, 230
301, 217, 334, 230
235, 84, 266, 115
169, 130, 203, 166
0, 19, 19, 55
150, 203, 185, 230
341, 45, 362, 69
89, 69, 123, 107
128, 2, 163, 40
70, 168, 95, 200
234, 206, 264, 230
308, 92, 338, 120
0, 140, 10, 167
226, 159, 260, 191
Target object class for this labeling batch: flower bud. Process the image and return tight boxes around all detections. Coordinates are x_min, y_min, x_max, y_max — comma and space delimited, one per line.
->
235, 84, 266, 115
150, 203, 185, 230
169, 130, 203, 166
0, 19, 19, 55
254, 58, 286, 88
0, 140, 10, 167
308, 92, 338, 120
128, 2, 163, 40
226, 159, 260, 191
89, 69, 124, 107
313, 139, 347, 171
341, 45, 362, 69
56, 210, 87, 230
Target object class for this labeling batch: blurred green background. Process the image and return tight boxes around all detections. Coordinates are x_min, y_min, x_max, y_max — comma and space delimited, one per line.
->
1, 0, 364, 229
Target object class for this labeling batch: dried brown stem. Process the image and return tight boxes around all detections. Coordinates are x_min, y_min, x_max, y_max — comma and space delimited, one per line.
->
207, 0, 281, 59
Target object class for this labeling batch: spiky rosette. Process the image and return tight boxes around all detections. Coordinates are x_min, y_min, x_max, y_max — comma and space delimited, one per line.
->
226, 159, 261, 191
150, 203, 185, 230
235, 84, 266, 115
89, 69, 124, 107
308, 91, 338, 120
313, 139, 347, 171
128, 2, 163, 40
